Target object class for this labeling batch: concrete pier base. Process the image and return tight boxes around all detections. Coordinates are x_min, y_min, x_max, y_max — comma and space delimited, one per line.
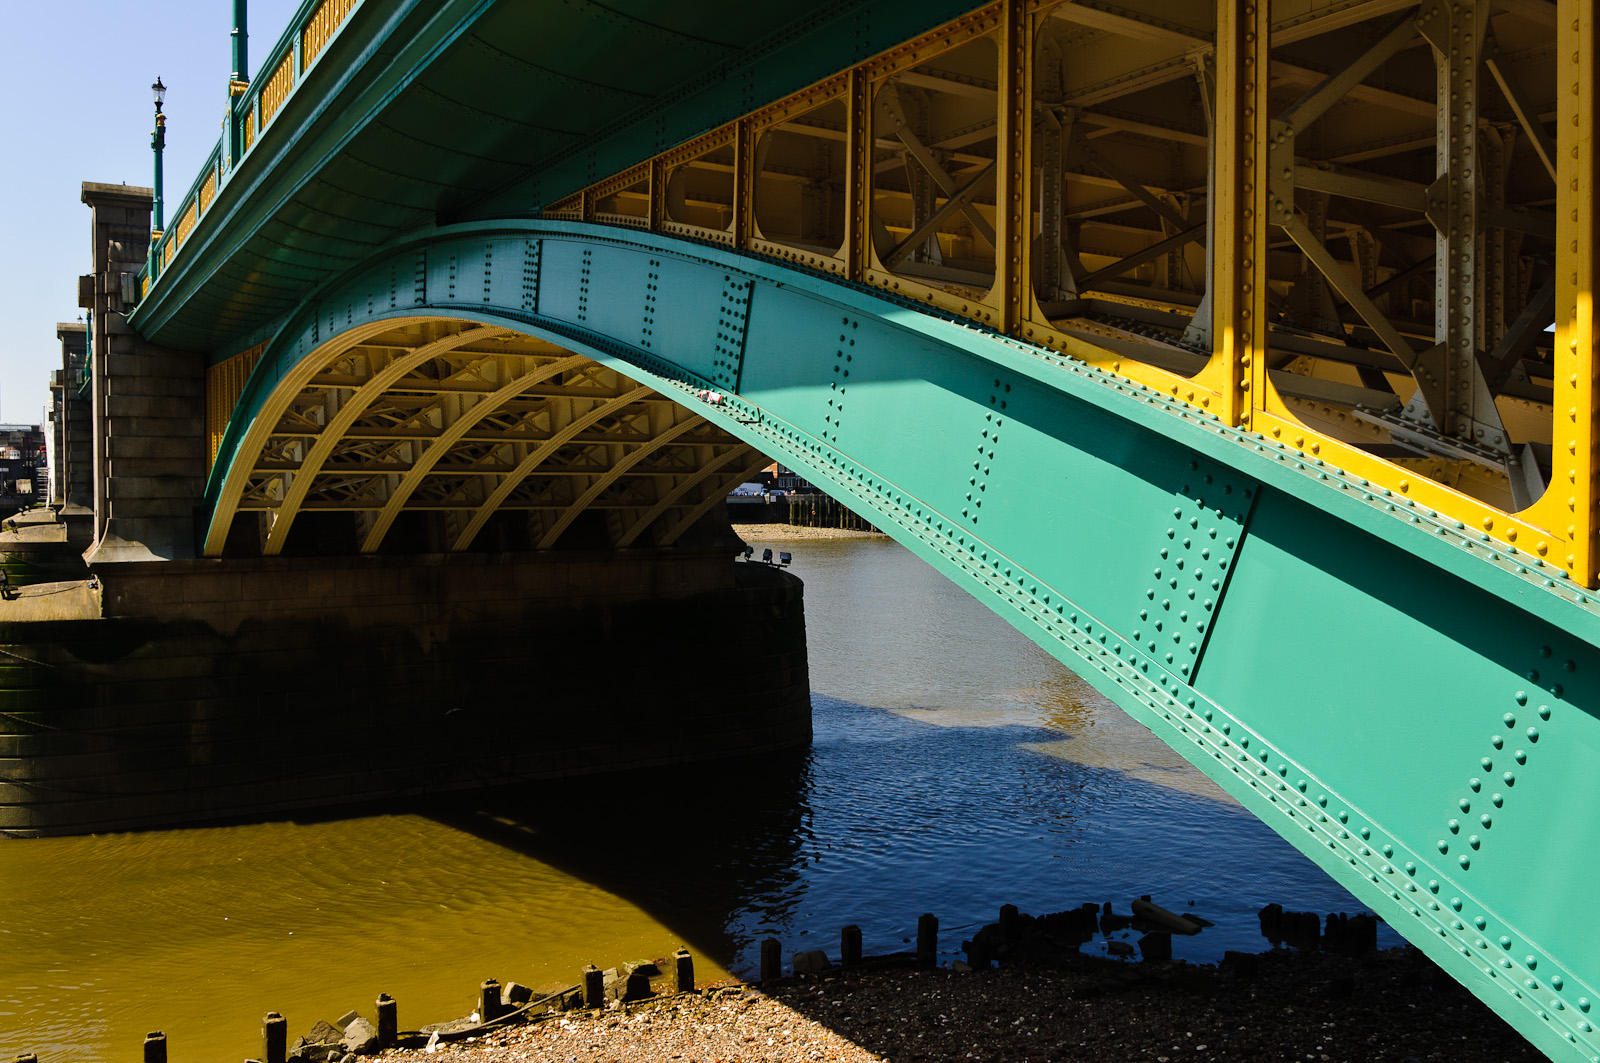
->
0, 549, 810, 836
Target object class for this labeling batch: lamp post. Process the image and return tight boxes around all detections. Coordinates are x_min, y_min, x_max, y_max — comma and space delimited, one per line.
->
231, 0, 249, 84
151, 77, 166, 236
228, 1, 250, 165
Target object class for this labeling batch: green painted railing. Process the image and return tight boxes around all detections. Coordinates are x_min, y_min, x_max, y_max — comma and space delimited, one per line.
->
136, 0, 364, 294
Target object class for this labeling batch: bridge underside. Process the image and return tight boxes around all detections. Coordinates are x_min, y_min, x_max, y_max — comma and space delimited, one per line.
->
213, 321, 762, 556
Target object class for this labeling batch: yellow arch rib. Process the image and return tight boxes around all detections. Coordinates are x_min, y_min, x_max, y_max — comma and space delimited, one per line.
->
615, 442, 757, 546
533, 413, 706, 548
205, 318, 411, 556
262, 325, 510, 555
449, 385, 655, 551
358, 353, 591, 553
659, 456, 775, 543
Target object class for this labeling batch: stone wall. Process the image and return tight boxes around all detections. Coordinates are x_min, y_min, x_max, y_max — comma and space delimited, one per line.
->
0, 551, 811, 836
79, 183, 207, 564
49, 322, 91, 513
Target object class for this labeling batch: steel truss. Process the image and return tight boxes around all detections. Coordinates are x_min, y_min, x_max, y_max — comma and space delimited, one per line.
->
219, 320, 757, 554
543, 0, 1596, 584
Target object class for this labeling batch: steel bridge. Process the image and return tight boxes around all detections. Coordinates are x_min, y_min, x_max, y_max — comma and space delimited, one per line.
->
107, 0, 1600, 1058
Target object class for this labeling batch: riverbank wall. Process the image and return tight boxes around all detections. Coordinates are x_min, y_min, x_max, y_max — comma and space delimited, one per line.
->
0, 550, 810, 837
726, 494, 879, 531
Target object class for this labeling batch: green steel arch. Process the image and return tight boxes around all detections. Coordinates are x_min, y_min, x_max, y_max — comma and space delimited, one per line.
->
208, 219, 1600, 1063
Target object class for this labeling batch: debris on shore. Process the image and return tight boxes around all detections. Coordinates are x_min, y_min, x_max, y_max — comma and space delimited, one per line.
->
88, 900, 1543, 1063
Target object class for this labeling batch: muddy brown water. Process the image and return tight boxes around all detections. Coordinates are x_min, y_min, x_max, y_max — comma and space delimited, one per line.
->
0, 537, 1395, 1063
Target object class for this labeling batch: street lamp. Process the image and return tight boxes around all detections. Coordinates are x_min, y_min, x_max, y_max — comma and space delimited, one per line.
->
151, 77, 166, 236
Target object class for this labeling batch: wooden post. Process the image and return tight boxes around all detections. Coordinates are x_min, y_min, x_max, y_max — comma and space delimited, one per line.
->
674, 948, 695, 993
917, 913, 938, 966
142, 1032, 167, 1063
375, 993, 397, 1047
583, 964, 604, 1008
262, 1013, 287, 1063
841, 924, 862, 966
479, 979, 501, 1022
759, 937, 781, 982
999, 904, 1020, 942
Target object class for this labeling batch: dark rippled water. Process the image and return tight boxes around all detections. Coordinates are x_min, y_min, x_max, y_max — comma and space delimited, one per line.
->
0, 536, 1394, 1063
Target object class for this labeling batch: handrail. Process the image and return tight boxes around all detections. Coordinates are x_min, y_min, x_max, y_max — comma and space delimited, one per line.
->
136, 0, 364, 297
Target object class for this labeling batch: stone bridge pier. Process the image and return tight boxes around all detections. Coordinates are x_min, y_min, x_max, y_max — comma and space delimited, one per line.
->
2, 188, 812, 838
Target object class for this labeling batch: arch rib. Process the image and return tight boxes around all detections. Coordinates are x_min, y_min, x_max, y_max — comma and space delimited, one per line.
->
262, 325, 510, 555
659, 456, 775, 543
616, 442, 757, 547
534, 413, 706, 548
449, 384, 655, 551
204, 319, 405, 556
358, 353, 591, 553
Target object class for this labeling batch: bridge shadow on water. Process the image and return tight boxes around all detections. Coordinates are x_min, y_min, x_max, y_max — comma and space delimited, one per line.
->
414, 690, 1394, 983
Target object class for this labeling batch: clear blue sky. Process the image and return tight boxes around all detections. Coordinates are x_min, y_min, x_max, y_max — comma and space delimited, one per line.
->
0, 0, 299, 426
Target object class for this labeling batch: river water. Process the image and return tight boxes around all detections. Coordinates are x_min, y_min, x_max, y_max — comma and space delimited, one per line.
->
0, 536, 1394, 1063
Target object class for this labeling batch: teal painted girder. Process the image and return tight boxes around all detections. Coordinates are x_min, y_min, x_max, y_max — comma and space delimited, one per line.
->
130, 0, 977, 355
211, 222, 1600, 1063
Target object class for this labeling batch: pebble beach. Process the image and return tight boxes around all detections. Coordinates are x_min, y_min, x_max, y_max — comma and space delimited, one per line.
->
392, 949, 1541, 1063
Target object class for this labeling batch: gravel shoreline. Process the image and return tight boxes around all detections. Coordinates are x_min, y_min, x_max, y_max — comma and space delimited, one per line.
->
391, 948, 1540, 1063
731, 523, 890, 542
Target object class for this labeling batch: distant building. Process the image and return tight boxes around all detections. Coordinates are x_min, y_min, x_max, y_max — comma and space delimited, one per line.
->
0, 424, 48, 502
763, 462, 817, 493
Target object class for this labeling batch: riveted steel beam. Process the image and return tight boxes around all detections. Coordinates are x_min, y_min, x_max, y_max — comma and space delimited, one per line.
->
1275, 11, 1418, 135
1207, 0, 1270, 430
615, 442, 759, 547
258, 329, 556, 551
1484, 35, 1559, 181
1411, 0, 1513, 454
534, 413, 705, 548
449, 385, 654, 550
356, 353, 590, 552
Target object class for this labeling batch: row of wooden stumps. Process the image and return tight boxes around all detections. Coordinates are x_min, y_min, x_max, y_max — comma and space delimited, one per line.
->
784, 494, 879, 531
760, 914, 939, 981
39, 995, 403, 1063
7, 920, 941, 1063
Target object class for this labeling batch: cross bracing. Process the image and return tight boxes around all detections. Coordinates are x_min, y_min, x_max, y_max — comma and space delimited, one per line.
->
218, 321, 759, 555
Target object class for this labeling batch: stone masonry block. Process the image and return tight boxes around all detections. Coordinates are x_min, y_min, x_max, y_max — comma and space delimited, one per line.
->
105, 477, 204, 500
105, 375, 205, 399
106, 457, 206, 480
106, 395, 201, 419
105, 437, 207, 460
106, 351, 205, 378
113, 416, 206, 437
113, 498, 201, 519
